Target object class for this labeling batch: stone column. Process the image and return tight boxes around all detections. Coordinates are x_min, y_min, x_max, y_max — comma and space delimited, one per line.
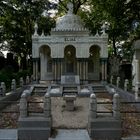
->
101, 58, 107, 82
35, 60, 38, 81
44, 92, 51, 118
101, 60, 105, 81
60, 59, 63, 76
54, 59, 57, 81
89, 93, 97, 119
83, 59, 86, 81
86, 61, 88, 81
104, 60, 107, 81
113, 93, 121, 119
77, 60, 80, 76
33, 61, 36, 81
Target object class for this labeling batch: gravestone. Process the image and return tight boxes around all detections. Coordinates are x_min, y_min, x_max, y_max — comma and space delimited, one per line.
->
61, 75, 80, 85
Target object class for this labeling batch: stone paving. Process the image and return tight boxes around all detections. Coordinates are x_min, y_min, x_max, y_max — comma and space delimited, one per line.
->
49, 129, 90, 140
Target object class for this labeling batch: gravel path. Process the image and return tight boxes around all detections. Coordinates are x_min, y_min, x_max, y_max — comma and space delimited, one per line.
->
51, 97, 89, 129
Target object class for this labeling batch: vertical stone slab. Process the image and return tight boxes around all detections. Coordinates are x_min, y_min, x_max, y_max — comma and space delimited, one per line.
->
110, 76, 113, 84
20, 77, 24, 87
117, 77, 120, 87
124, 79, 129, 91
11, 79, 16, 92
44, 92, 51, 118
113, 93, 121, 120
26, 76, 30, 85
1, 82, 6, 96
135, 82, 139, 100
89, 93, 97, 119
19, 90, 29, 118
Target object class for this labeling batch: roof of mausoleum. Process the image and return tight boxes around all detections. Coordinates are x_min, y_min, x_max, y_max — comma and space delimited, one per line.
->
52, 3, 87, 32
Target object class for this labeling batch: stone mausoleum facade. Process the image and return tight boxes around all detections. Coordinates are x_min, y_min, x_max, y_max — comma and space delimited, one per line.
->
32, 3, 108, 83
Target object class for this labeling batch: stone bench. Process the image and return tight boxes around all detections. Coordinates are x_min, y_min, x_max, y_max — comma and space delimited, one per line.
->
63, 94, 76, 111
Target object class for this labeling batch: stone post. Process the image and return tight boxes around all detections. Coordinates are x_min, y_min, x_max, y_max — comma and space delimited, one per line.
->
30, 75, 34, 83
44, 92, 51, 118
20, 90, 29, 118
1, 82, 6, 96
89, 93, 97, 119
110, 76, 113, 84
135, 82, 139, 100
124, 79, 129, 91
11, 79, 16, 92
113, 93, 121, 119
135, 59, 139, 85
20, 77, 24, 87
26, 75, 30, 85
117, 77, 120, 87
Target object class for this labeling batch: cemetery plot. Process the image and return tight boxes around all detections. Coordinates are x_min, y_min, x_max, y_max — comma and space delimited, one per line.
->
0, 95, 139, 136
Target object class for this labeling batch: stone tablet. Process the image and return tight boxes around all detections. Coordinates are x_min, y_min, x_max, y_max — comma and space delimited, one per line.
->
61, 75, 80, 85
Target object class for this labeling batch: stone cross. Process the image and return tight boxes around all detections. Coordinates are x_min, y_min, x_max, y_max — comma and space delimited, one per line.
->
89, 93, 97, 119
113, 93, 121, 119
44, 92, 51, 118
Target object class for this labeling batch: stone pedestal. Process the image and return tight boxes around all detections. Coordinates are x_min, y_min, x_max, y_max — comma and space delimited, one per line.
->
63, 95, 76, 111
18, 117, 51, 140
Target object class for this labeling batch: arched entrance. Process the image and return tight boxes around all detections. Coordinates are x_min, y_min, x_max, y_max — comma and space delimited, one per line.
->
64, 45, 76, 74
40, 45, 53, 81
88, 45, 100, 80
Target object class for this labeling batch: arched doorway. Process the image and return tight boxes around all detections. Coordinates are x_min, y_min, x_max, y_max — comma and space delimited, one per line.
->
40, 45, 53, 81
88, 45, 100, 80
64, 45, 76, 74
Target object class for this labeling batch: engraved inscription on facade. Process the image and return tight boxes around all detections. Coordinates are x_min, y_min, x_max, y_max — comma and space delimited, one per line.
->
64, 37, 76, 42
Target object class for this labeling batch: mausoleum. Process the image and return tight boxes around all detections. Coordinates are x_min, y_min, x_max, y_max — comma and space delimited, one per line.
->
32, 3, 108, 83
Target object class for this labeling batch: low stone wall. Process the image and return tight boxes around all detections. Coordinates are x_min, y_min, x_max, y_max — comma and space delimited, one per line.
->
18, 90, 52, 140
88, 93, 122, 140
0, 86, 27, 110
106, 84, 140, 109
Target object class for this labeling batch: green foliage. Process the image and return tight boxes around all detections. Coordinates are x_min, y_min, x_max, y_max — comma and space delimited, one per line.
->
0, 67, 31, 90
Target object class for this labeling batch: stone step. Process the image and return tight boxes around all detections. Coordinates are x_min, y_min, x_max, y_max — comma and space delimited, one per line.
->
49, 129, 90, 140
18, 127, 50, 140
89, 128, 122, 139
0, 129, 17, 140
89, 117, 121, 128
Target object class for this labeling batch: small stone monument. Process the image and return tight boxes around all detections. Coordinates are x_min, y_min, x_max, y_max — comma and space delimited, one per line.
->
63, 94, 76, 111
